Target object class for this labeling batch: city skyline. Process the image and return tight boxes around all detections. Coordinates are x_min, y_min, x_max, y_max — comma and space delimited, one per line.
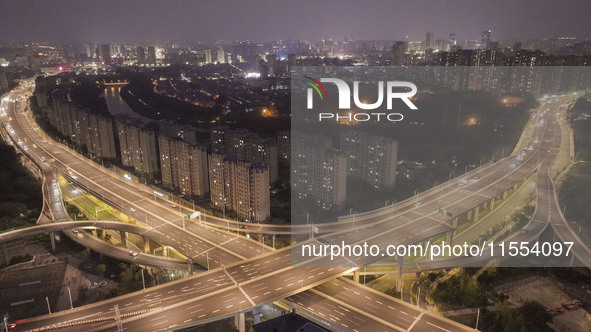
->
0, 0, 591, 43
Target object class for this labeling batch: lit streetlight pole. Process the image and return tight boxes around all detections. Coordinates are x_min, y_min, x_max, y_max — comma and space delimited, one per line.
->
141, 269, 146, 290
67, 287, 73, 309
45, 296, 51, 314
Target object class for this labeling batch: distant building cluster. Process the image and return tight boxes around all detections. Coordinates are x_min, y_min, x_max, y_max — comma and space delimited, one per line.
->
0, 31, 590, 78
21, 32, 591, 220
390, 31, 591, 67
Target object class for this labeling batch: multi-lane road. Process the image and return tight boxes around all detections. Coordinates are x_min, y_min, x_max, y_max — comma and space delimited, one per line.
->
1, 87, 269, 271
1, 81, 478, 332
1, 80, 587, 331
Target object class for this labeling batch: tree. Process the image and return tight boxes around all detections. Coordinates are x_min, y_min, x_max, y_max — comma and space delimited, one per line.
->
77, 285, 88, 301
519, 301, 552, 330
95, 264, 106, 278
96, 229, 104, 239
385, 287, 401, 299
479, 301, 553, 332
66, 204, 81, 218
104, 233, 112, 243
81, 247, 91, 261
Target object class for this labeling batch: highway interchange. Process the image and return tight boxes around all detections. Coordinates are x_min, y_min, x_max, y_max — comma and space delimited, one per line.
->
0, 80, 588, 331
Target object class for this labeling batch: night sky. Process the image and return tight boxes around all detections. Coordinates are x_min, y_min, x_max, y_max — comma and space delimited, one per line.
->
0, 0, 590, 42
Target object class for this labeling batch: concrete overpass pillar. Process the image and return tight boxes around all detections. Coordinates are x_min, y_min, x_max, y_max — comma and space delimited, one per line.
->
490, 257, 500, 267
447, 231, 454, 246
483, 200, 489, 210
162, 246, 168, 257
143, 237, 150, 254
120, 231, 128, 248
467, 210, 473, 221
187, 260, 194, 275
396, 255, 403, 292
1, 242, 8, 265
502, 190, 508, 200
253, 307, 262, 324
234, 312, 245, 332
50, 232, 56, 251
353, 269, 360, 283
489, 197, 495, 210
473, 206, 480, 222
449, 217, 458, 228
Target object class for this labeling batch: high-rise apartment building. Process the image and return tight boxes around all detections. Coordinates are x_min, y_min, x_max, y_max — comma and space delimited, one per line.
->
209, 154, 270, 223
449, 33, 457, 47
292, 131, 347, 211
159, 136, 209, 197
100, 44, 111, 65
210, 127, 278, 184
205, 49, 212, 64
0, 71, 8, 91
340, 129, 398, 190
425, 32, 434, 50
217, 49, 225, 64
137, 47, 146, 65
392, 41, 407, 65
267, 54, 277, 76
147, 46, 156, 65
47, 87, 117, 160
115, 119, 159, 176
481, 30, 492, 50
277, 130, 290, 166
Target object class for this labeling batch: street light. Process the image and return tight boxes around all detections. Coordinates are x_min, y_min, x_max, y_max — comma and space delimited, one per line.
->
141, 269, 146, 290
45, 296, 51, 314
67, 287, 73, 309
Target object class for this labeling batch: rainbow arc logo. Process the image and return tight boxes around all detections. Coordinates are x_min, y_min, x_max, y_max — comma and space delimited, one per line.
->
304, 76, 328, 100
